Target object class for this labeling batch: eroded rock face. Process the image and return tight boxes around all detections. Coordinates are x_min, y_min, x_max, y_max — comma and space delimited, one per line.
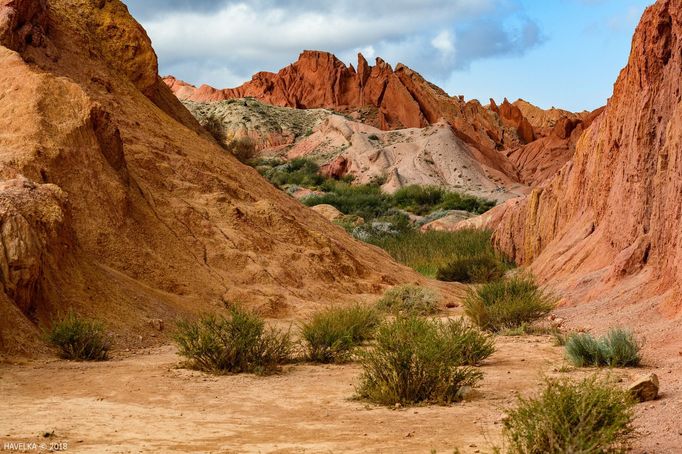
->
489, 0, 682, 321
0, 0, 47, 51
490, 98, 535, 144
0, 178, 70, 316
503, 107, 604, 186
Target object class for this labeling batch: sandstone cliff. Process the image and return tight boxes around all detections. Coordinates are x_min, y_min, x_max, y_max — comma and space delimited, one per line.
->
488, 0, 682, 342
0, 0, 433, 355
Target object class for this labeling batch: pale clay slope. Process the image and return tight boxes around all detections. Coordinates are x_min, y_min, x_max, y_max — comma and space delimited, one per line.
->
185, 99, 529, 203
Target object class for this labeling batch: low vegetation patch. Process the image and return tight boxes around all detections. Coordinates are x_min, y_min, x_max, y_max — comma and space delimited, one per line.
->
565, 328, 641, 368
357, 316, 484, 405
436, 254, 506, 283
300, 305, 381, 363
46, 311, 110, 361
257, 158, 494, 222
392, 185, 494, 215
255, 158, 505, 277
368, 229, 503, 277
376, 285, 439, 316
173, 306, 292, 375
503, 376, 635, 454
260, 157, 326, 188
304, 181, 392, 221
463, 276, 555, 332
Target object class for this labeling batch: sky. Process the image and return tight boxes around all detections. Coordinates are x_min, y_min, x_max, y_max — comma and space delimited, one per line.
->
126, 0, 653, 112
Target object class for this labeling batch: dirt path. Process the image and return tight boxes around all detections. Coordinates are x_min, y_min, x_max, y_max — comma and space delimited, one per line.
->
0, 336, 663, 453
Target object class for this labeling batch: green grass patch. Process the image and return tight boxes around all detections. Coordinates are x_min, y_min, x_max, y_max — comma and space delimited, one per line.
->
300, 305, 381, 363
46, 311, 110, 361
261, 158, 326, 188
464, 276, 555, 332
173, 306, 292, 375
436, 254, 506, 283
565, 329, 641, 368
503, 376, 635, 454
376, 285, 440, 316
393, 185, 494, 215
367, 229, 498, 277
356, 316, 484, 406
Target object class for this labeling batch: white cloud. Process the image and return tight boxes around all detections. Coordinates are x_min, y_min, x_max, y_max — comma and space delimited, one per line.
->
431, 30, 456, 58
127, 0, 543, 89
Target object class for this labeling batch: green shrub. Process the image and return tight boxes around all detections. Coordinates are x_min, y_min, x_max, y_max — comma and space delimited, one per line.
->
265, 158, 325, 188
46, 311, 110, 361
436, 254, 506, 283
376, 285, 440, 316
304, 181, 391, 221
441, 318, 495, 366
503, 376, 635, 454
173, 307, 292, 375
301, 305, 381, 363
565, 329, 641, 368
463, 276, 555, 332
357, 316, 483, 405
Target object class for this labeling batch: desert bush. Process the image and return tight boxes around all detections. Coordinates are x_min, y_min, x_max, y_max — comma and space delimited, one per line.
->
503, 376, 635, 454
356, 316, 483, 405
300, 305, 381, 363
46, 311, 110, 361
441, 318, 495, 366
464, 276, 555, 332
436, 254, 506, 283
173, 306, 292, 375
565, 329, 641, 368
225, 137, 257, 163
376, 285, 439, 316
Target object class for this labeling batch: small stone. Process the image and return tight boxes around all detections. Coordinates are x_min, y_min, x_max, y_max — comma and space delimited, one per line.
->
628, 373, 659, 402
445, 302, 457, 309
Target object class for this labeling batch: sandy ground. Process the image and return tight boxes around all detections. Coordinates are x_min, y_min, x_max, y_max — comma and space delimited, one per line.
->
1, 334, 671, 454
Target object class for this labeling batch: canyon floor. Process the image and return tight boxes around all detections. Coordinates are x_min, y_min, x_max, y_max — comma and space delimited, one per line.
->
1, 329, 676, 454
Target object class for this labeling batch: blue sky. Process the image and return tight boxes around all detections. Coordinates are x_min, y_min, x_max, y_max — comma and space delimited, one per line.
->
127, 0, 653, 112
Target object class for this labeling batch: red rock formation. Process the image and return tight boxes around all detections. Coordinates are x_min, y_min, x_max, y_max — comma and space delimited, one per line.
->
490, 98, 535, 144
504, 106, 604, 186
489, 0, 682, 325
0, 0, 438, 355
162, 52, 530, 151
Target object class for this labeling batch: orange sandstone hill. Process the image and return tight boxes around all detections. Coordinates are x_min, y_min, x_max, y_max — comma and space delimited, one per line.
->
0, 0, 437, 355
